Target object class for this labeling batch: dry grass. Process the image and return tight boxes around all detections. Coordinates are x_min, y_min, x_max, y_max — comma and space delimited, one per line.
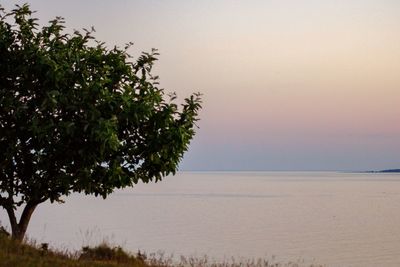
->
0, 231, 146, 267
0, 230, 324, 267
143, 252, 324, 267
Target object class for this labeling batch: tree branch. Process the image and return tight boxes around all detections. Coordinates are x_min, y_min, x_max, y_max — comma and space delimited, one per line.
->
18, 200, 38, 234
4, 203, 18, 236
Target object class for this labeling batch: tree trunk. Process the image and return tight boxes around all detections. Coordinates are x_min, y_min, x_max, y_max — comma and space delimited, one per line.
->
6, 201, 38, 242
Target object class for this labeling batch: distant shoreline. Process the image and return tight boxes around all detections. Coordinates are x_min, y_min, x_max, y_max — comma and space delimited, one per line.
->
176, 170, 400, 177
366, 169, 400, 173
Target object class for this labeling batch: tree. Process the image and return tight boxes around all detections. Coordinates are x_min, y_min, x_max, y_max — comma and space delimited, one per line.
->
0, 4, 201, 241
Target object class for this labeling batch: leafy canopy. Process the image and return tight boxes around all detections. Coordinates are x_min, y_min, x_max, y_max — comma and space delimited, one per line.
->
0, 4, 201, 210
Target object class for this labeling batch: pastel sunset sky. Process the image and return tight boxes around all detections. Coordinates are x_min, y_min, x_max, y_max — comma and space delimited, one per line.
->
4, 0, 400, 170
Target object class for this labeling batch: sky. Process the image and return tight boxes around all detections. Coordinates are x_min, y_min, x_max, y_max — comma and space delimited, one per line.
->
3, 0, 400, 171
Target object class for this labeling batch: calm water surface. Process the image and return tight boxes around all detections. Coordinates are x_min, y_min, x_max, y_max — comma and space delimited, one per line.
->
2, 172, 400, 267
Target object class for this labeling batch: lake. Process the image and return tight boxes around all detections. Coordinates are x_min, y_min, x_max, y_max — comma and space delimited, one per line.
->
2, 171, 400, 267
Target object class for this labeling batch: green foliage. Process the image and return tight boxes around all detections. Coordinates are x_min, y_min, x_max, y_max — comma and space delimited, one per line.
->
80, 243, 143, 264
0, 4, 201, 238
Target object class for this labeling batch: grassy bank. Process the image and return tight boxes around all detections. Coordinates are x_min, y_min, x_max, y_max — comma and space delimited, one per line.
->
0, 232, 323, 267
0, 231, 147, 267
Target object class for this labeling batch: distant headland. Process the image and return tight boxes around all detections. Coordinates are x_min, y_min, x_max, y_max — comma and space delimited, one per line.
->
369, 169, 400, 173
